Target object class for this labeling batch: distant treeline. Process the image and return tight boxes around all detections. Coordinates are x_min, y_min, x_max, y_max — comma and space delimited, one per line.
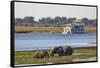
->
15, 16, 97, 26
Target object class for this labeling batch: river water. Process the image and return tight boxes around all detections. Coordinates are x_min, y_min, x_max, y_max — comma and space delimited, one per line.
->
15, 33, 96, 51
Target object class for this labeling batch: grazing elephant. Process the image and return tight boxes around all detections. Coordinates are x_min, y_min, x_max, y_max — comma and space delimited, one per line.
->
51, 46, 64, 56
51, 46, 73, 56
33, 50, 49, 58
63, 46, 73, 55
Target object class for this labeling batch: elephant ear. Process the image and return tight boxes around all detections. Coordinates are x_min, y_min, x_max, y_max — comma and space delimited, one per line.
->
63, 46, 68, 52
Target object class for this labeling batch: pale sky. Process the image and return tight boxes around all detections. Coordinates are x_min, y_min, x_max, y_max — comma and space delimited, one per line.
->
15, 2, 96, 20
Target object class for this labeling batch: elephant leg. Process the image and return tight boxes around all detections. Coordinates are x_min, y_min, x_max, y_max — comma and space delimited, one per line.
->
69, 49, 73, 55
66, 48, 73, 55
51, 51, 54, 56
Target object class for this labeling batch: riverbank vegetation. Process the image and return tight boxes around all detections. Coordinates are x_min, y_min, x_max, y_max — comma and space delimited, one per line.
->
15, 17, 97, 27
15, 47, 97, 65
15, 25, 96, 33
15, 16, 97, 33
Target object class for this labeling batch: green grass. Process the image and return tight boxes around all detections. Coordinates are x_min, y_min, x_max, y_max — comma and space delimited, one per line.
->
15, 47, 97, 65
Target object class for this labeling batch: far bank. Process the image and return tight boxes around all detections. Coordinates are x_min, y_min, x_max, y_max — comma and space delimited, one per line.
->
15, 25, 96, 33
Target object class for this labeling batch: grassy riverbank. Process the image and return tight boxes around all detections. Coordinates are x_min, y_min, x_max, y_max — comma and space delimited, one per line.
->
15, 26, 63, 33
15, 25, 96, 33
15, 47, 97, 65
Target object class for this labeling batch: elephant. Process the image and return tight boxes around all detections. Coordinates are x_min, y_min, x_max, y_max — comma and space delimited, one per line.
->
33, 50, 49, 58
51, 46, 64, 56
63, 46, 73, 55
51, 46, 73, 56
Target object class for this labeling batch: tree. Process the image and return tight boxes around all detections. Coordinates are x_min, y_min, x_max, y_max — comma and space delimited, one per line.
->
15, 18, 24, 23
39, 17, 46, 24
81, 18, 89, 25
24, 16, 35, 23
67, 18, 76, 23
61, 17, 67, 24
54, 16, 62, 24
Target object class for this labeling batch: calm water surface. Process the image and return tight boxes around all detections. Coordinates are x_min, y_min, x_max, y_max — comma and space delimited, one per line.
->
15, 33, 96, 51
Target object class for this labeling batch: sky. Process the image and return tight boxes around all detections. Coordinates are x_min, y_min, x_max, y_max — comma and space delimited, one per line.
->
15, 2, 96, 21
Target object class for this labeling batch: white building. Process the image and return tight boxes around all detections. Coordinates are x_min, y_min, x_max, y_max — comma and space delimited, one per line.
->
62, 24, 72, 34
